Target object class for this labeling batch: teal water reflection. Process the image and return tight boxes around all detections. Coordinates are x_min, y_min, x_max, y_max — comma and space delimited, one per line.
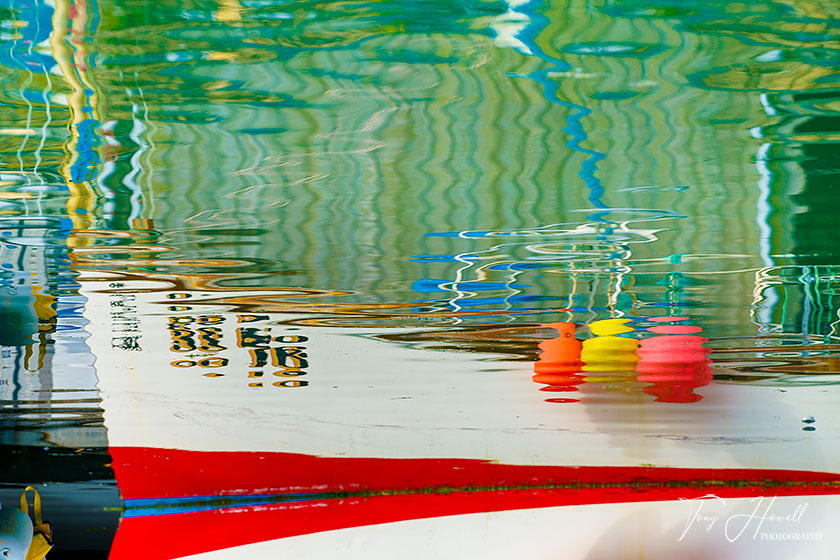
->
0, 0, 839, 555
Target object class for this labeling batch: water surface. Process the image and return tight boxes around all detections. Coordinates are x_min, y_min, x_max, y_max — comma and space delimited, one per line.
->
0, 0, 839, 557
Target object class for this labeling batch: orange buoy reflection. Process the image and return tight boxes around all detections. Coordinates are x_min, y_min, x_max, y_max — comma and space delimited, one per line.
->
532, 322, 584, 400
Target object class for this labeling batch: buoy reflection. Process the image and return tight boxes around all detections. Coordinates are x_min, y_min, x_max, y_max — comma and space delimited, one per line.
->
533, 317, 713, 403
532, 322, 585, 401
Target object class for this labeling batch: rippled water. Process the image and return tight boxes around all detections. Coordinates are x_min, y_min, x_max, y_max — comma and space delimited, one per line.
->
1, 0, 839, 557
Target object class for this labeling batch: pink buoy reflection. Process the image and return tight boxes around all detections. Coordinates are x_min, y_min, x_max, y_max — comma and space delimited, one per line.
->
647, 325, 703, 335
636, 326, 712, 403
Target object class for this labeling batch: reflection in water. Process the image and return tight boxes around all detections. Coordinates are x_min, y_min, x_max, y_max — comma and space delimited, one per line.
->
533, 318, 713, 403
0, 0, 839, 556
533, 322, 584, 403
636, 325, 712, 404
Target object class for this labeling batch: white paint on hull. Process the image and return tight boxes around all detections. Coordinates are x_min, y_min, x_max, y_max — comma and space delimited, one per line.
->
79, 275, 840, 471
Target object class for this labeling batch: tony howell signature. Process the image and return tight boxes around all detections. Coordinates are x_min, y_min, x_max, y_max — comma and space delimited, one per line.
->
678, 495, 817, 543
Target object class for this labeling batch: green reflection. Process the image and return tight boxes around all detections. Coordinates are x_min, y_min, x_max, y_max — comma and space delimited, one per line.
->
0, 0, 839, 351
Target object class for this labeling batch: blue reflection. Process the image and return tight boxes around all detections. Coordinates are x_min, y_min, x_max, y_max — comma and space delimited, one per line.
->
501, 0, 609, 212
0, 0, 56, 71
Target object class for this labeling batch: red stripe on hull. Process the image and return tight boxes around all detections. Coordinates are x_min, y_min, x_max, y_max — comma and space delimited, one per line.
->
109, 483, 840, 560
109, 446, 840, 501
107, 447, 840, 559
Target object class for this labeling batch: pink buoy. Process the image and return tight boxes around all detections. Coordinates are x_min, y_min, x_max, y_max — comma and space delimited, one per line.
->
635, 332, 712, 403
647, 325, 703, 334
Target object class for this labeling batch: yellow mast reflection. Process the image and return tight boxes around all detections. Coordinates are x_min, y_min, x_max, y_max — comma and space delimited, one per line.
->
50, 0, 99, 239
